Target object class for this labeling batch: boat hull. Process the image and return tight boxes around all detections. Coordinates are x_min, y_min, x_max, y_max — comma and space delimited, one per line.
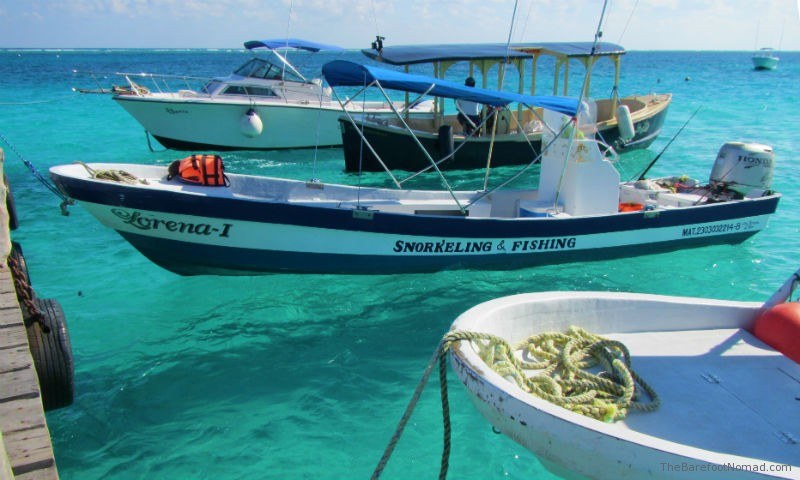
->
51, 165, 778, 275
340, 95, 670, 171
114, 96, 429, 150
752, 57, 779, 71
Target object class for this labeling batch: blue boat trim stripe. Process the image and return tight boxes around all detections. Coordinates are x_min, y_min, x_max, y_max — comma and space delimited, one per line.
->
53, 173, 779, 239
118, 230, 762, 275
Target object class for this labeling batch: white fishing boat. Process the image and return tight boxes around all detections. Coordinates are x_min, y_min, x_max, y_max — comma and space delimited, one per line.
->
50, 61, 779, 276
109, 39, 433, 151
752, 48, 780, 71
448, 270, 800, 479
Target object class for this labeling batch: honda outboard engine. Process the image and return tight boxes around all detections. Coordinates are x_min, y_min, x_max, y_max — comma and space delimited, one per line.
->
709, 142, 774, 197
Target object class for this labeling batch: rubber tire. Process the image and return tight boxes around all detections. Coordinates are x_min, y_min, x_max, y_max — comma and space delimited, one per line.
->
4, 173, 18, 231
8, 241, 30, 286
26, 298, 74, 411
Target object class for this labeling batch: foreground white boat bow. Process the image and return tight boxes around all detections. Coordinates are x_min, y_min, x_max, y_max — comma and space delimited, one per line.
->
449, 289, 800, 479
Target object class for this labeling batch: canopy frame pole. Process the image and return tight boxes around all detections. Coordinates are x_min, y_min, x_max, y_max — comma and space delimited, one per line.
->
466, 118, 571, 209
331, 87, 403, 189
482, 108, 501, 191
398, 114, 495, 185
372, 81, 465, 212
270, 49, 308, 83
611, 54, 621, 111
340, 83, 375, 109
554, 0, 610, 211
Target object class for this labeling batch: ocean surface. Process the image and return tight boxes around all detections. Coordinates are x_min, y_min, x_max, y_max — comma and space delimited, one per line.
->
0, 48, 798, 479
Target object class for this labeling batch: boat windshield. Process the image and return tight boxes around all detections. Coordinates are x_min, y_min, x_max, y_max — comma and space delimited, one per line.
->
233, 58, 306, 84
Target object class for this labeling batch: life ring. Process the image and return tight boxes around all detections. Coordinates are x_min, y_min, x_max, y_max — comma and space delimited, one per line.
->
618, 202, 644, 212
25, 297, 74, 411
4, 174, 18, 230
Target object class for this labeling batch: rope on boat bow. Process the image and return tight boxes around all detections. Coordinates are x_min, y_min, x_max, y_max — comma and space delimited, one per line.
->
76, 162, 148, 185
371, 327, 658, 479
457, 327, 660, 421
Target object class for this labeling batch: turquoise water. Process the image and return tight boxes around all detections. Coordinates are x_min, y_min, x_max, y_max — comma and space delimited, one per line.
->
1, 49, 799, 479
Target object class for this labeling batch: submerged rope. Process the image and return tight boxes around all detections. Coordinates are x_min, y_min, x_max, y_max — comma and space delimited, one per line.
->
371, 327, 658, 479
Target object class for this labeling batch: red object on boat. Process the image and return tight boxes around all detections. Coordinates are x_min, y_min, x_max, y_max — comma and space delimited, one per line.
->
753, 302, 800, 363
618, 203, 644, 212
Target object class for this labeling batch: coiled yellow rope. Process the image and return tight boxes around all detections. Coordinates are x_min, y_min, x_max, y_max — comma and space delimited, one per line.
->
371, 328, 659, 480
76, 162, 149, 185
444, 327, 659, 422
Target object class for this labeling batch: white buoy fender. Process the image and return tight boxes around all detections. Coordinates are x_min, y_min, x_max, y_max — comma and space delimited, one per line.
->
240, 109, 263, 138
616, 104, 635, 142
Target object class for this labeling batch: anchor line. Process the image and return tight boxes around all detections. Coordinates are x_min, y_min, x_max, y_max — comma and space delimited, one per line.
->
371, 338, 454, 480
0, 131, 74, 215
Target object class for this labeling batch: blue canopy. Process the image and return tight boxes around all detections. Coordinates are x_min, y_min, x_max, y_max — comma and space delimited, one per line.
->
244, 38, 344, 52
362, 42, 625, 65
322, 60, 579, 116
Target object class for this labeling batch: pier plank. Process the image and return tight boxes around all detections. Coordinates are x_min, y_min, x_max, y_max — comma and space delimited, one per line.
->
0, 148, 58, 479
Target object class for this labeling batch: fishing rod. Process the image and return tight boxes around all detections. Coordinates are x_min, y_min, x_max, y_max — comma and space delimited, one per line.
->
635, 106, 702, 181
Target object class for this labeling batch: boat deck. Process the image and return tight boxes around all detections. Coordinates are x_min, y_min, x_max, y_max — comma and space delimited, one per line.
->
607, 327, 799, 467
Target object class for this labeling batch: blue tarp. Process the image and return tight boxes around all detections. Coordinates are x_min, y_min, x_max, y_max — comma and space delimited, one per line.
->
361, 42, 625, 65
244, 38, 344, 52
322, 60, 579, 116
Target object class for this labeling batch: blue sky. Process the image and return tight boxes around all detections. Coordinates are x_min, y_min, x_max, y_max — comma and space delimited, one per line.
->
0, 0, 798, 50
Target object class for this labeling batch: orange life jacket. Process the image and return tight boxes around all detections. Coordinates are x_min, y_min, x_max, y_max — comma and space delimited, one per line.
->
168, 154, 229, 187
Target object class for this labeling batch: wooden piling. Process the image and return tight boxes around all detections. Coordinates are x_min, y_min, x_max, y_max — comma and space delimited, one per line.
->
0, 148, 59, 480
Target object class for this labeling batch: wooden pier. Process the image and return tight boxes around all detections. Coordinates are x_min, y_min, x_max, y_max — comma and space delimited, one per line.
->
0, 148, 59, 480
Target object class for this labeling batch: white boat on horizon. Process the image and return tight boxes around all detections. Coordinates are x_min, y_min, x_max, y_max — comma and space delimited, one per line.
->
448, 270, 800, 479
50, 61, 780, 276
752, 48, 780, 71
108, 38, 433, 151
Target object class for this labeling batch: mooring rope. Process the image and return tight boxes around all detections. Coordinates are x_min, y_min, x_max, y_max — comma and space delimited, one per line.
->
0, 90, 79, 106
371, 327, 658, 479
0, 131, 74, 215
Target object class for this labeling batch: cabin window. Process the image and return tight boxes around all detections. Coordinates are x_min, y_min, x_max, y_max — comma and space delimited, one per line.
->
221, 85, 278, 97
232, 58, 306, 84
201, 80, 224, 94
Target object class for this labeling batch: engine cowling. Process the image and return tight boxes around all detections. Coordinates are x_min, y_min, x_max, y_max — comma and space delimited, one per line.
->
710, 142, 774, 196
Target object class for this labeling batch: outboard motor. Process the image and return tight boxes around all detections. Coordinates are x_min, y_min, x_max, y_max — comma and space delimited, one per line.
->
709, 142, 774, 197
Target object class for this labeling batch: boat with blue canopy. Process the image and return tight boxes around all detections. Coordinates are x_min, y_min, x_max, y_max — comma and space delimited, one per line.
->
337, 41, 671, 171
105, 38, 433, 151
50, 61, 777, 276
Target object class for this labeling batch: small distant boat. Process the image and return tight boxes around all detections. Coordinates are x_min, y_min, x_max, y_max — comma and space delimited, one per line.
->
752, 48, 780, 71
50, 62, 779, 276
107, 38, 433, 151
449, 269, 800, 479
338, 42, 671, 171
